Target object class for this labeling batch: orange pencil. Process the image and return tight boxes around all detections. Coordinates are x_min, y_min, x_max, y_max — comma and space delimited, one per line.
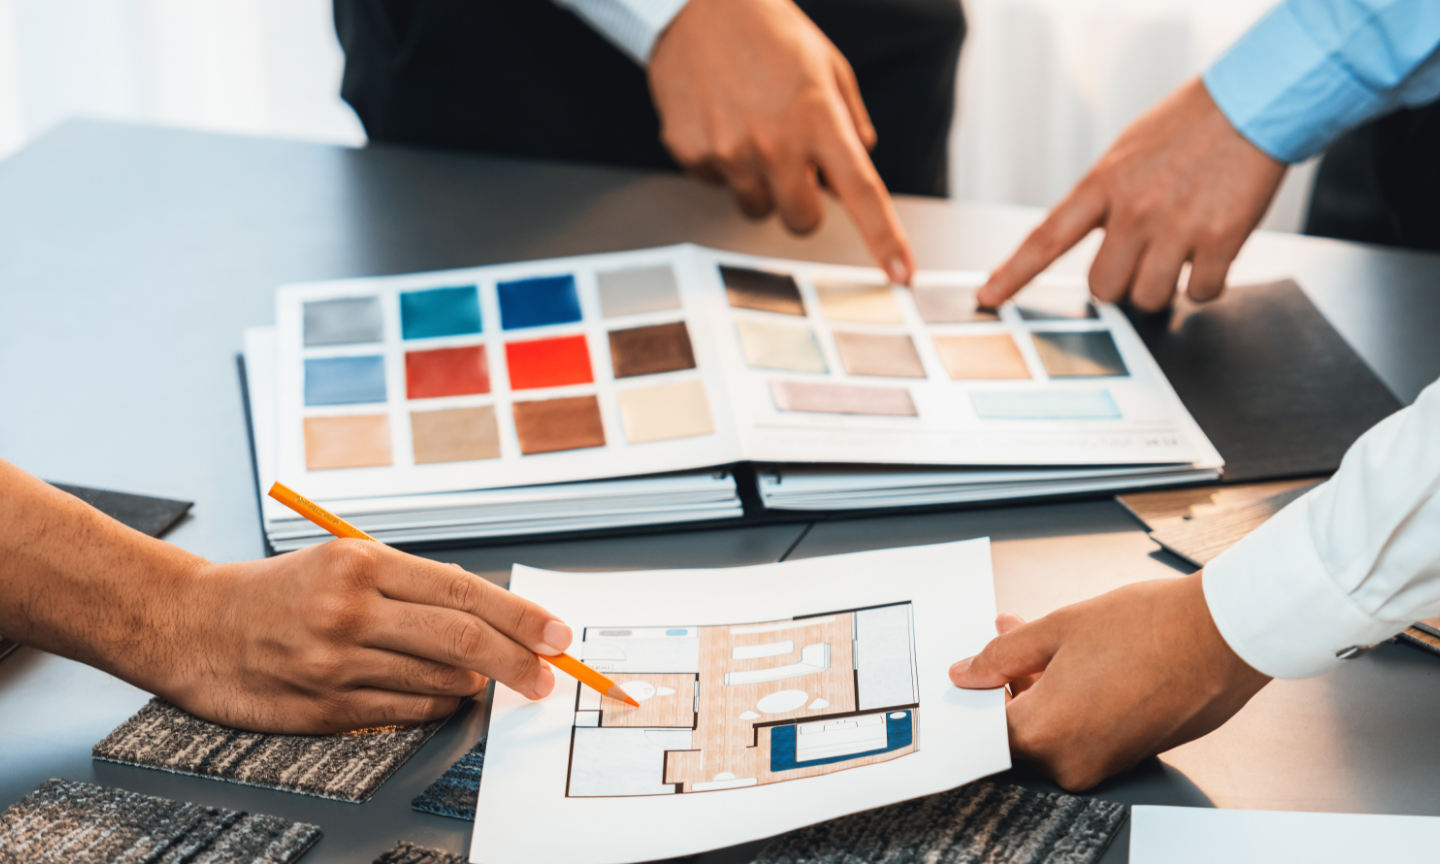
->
267, 481, 639, 708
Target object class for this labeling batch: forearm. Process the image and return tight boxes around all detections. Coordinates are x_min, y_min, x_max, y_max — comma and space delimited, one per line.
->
0, 459, 203, 689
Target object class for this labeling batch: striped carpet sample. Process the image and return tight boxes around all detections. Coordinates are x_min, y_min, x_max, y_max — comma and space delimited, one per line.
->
0, 778, 321, 863
93, 698, 447, 804
754, 781, 1126, 864
411, 738, 485, 820
373, 840, 467, 864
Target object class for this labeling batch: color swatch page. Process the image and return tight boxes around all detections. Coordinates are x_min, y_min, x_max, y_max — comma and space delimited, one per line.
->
275, 246, 744, 501
695, 249, 1221, 470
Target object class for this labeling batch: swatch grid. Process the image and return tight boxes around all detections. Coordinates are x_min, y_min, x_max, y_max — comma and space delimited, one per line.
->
719, 264, 1131, 422
297, 262, 716, 471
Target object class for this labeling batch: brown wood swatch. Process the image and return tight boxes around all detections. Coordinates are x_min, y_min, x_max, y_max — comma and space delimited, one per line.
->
721, 266, 805, 316
512, 396, 605, 455
608, 322, 696, 378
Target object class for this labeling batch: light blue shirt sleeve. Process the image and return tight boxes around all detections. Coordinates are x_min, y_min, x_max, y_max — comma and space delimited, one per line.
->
1203, 0, 1440, 163
552, 0, 691, 64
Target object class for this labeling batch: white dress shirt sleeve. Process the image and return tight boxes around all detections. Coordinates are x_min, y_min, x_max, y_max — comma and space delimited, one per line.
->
552, 0, 692, 64
1204, 378, 1440, 679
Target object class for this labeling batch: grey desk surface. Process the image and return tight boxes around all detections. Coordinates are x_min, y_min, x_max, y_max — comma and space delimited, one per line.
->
2, 120, 1439, 863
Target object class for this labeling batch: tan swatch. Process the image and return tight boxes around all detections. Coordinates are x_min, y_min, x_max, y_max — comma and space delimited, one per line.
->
608, 322, 697, 378
304, 414, 392, 470
735, 319, 827, 372
721, 266, 805, 316
618, 380, 715, 444
1032, 331, 1128, 377
512, 396, 606, 455
771, 380, 917, 416
913, 286, 998, 323
932, 334, 1030, 379
815, 280, 902, 323
833, 332, 926, 378
411, 406, 500, 464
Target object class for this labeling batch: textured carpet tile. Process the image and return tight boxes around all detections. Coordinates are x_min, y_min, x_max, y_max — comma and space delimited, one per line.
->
754, 781, 1127, 864
373, 840, 467, 864
0, 778, 321, 864
93, 698, 446, 804
411, 738, 485, 820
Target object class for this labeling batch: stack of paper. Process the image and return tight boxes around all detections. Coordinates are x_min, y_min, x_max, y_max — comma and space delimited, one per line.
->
243, 244, 1221, 549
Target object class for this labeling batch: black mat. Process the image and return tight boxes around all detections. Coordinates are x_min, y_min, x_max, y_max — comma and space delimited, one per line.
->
0, 778, 321, 863
373, 841, 466, 864
754, 781, 1126, 864
93, 698, 446, 804
411, 737, 484, 820
1124, 280, 1402, 483
51, 482, 192, 538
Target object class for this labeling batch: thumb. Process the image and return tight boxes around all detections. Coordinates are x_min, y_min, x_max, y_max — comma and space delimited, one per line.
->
950, 615, 1059, 689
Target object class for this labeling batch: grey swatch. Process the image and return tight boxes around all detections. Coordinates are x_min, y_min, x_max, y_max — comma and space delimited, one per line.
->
0, 778, 321, 863
754, 781, 1126, 864
304, 296, 384, 346
373, 841, 467, 864
597, 265, 681, 317
93, 698, 446, 804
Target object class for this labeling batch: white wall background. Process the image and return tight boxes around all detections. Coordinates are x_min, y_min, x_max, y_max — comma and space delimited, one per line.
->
0, 0, 1314, 231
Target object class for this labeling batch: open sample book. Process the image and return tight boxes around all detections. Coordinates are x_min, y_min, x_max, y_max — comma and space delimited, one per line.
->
242, 244, 1222, 549
473, 540, 1009, 864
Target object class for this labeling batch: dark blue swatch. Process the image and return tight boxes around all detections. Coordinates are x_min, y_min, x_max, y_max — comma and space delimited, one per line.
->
401, 286, 482, 340
497, 275, 582, 330
769, 710, 913, 772
412, 738, 485, 821
304, 356, 387, 406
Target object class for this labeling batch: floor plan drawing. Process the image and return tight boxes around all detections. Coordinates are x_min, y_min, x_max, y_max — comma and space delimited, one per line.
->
565, 602, 919, 796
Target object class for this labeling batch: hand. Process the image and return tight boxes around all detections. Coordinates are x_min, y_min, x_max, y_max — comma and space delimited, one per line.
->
648, 0, 915, 284
977, 78, 1286, 312
950, 573, 1271, 790
163, 541, 572, 733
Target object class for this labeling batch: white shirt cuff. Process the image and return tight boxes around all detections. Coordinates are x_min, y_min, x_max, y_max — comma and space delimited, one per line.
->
553, 0, 692, 64
1203, 490, 1411, 679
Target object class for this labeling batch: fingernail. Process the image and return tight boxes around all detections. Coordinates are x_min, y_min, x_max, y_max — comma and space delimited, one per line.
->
886, 255, 911, 286
533, 664, 555, 699
950, 657, 973, 677
537, 620, 573, 656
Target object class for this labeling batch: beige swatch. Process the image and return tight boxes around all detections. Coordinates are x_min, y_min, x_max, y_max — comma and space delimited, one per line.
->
411, 406, 500, 464
735, 319, 827, 373
771, 380, 917, 416
304, 414, 392, 470
618, 380, 715, 444
833, 332, 926, 378
815, 280, 902, 323
913, 286, 998, 323
932, 334, 1031, 379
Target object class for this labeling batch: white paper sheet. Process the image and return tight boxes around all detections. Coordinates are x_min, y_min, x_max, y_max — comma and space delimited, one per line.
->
470, 539, 1010, 864
1130, 806, 1440, 862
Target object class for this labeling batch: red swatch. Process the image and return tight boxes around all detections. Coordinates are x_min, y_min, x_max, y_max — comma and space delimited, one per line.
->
406, 345, 490, 399
505, 335, 594, 390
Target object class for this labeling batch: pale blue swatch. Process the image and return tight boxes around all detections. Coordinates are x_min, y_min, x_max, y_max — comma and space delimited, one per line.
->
305, 356, 387, 405
971, 389, 1120, 420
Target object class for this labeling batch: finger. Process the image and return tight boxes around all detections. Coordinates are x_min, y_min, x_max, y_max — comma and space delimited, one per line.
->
830, 49, 876, 150
367, 597, 556, 699
1128, 238, 1189, 312
1185, 246, 1233, 303
343, 647, 489, 697
770, 159, 825, 235
688, 162, 726, 187
978, 185, 1107, 306
719, 157, 777, 220
371, 551, 572, 655
992, 614, 1044, 695
811, 114, 914, 285
950, 618, 1062, 689
1085, 225, 1147, 304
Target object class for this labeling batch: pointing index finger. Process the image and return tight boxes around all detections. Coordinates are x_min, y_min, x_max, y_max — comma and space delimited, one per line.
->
811, 103, 915, 285
978, 185, 1108, 307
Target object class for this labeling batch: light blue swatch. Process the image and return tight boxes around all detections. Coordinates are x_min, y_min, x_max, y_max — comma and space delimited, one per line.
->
971, 389, 1120, 420
305, 356, 387, 406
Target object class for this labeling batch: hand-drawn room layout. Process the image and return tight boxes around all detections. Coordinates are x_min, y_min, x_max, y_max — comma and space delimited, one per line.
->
566, 602, 918, 796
